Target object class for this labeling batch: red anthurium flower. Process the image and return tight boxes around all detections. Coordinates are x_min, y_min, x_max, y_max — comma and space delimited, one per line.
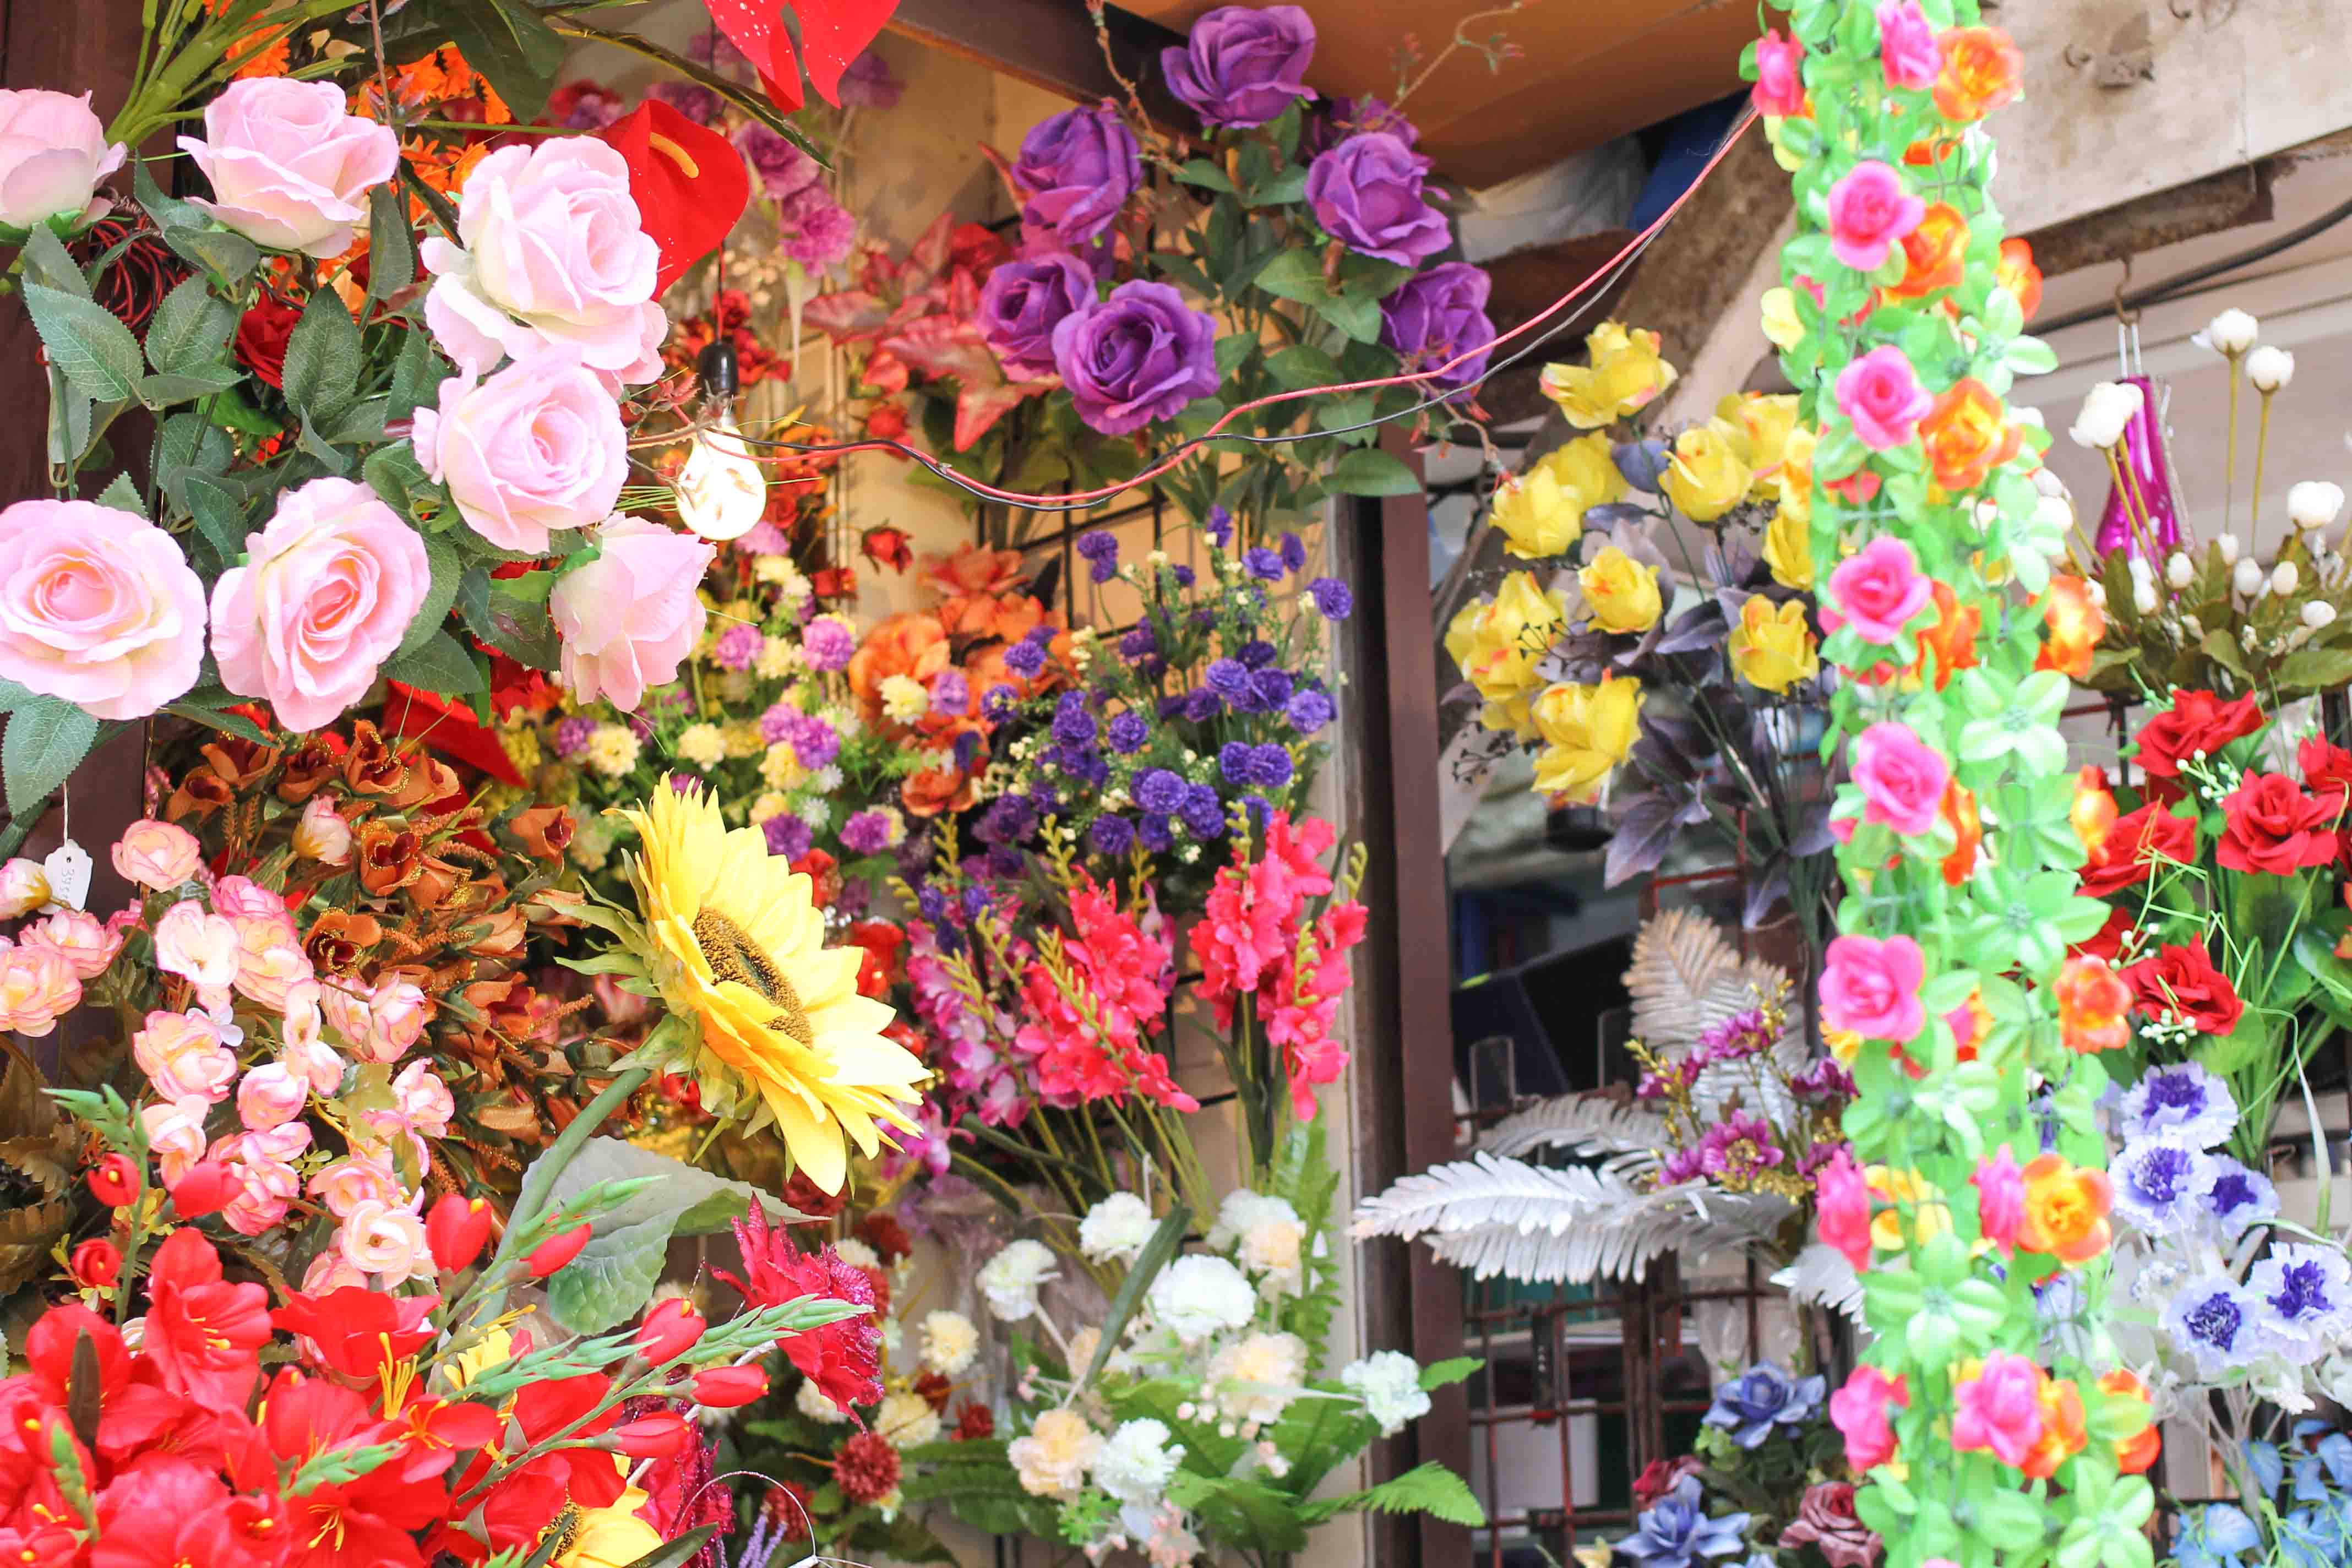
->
715, 1205, 880, 1418
599, 100, 751, 296
69, 1238, 122, 1289
141, 1227, 273, 1411
273, 1287, 440, 1381
700, 0, 899, 111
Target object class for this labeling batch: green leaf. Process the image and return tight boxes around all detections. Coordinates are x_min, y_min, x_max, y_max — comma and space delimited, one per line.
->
364, 442, 434, 518
184, 474, 250, 563
1213, 333, 1257, 377
144, 274, 238, 377
162, 225, 260, 284
1253, 249, 1333, 306
2275, 645, 2352, 691
19, 226, 90, 298
386, 326, 444, 423
94, 473, 146, 519
401, 539, 463, 659
281, 288, 362, 427
136, 368, 243, 408
23, 283, 144, 404
1247, 167, 1309, 207
1314, 290, 1383, 342
1267, 344, 1342, 389
1165, 1473, 1309, 1554
1081, 1202, 1188, 1391
165, 703, 273, 745
1175, 159, 1235, 193
1298, 1462, 1485, 1527
1419, 1356, 1480, 1390
432, 0, 568, 121
459, 565, 563, 669
616, 1525, 720, 1568
364, 184, 417, 307
133, 157, 203, 232
380, 629, 484, 696
4, 697, 100, 816
1323, 448, 1419, 497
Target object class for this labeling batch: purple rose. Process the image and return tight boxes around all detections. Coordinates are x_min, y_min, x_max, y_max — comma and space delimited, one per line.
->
1305, 133, 1449, 265
1013, 105, 1140, 247
734, 124, 820, 200
1049, 280, 1218, 435
1381, 261, 1493, 398
1161, 4, 1316, 130
979, 252, 1096, 380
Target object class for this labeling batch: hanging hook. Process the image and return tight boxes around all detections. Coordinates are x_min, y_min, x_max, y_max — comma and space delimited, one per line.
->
2113, 255, 2142, 328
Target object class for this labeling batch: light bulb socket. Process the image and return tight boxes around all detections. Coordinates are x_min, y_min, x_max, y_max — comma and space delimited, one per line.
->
696, 339, 741, 401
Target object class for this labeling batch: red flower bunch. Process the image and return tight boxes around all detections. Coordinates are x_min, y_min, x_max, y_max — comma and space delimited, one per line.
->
714, 1205, 882, 1420
2122, 939, 2244, 1036
1011, 876, 1196, 1112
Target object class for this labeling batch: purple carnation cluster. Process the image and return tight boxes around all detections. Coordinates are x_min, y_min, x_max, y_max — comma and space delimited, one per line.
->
840, 810, 895, 857
711, 623, 764, 672
802, 617, 856, 672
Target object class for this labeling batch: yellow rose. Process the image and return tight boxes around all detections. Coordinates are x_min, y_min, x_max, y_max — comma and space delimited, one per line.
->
1759, 286, 1806, 351
1728, 595, 1819, 693
1866, 1167, 1951, 1253
1538, 321, 1678, 429
1491, 466, 1583, 559
1529, 676, 1643, 801
1578, 546, 1662, 635
1775, 424, 1816, 529
1763, 507, 1815, 591
1444, 573, 1569, 737
1718, 393, 1800, 498
1660, 420, 1752, 524
1536, 431, 1628, 510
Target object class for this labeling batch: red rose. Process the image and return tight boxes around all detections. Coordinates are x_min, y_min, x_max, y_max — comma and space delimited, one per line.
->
2301, 736, 2352, 812
2134, 690, 2264, 782
2078, 803, 2197, 897
2217, 772, 2339, 875
865, 401, 910, 442
234, 295, 302, 389
2123, 940, 2244, 1035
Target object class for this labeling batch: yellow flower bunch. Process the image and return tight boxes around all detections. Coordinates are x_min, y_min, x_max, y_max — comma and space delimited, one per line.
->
1491, 432, 1630, 559
1444, 573, 1570, 737
1660, 420, 1752, 522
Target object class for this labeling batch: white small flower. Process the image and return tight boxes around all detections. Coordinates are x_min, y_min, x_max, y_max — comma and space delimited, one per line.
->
876, 1389, 943, 1450
921, 1309, 979, 1375
1206, 1331, 1309, 1424
2306, 601, 2338, 630
2127, 553, 2154, 586
1010, 1408, 1102, 1500
1079, 1192, 1158, 1265
2033, 493, 2073, 535
2273, 560, 2301, 595
2068, 380, 2144, 449
2010, 405, 2045, 429
2133, 580, 2159, 616
1092, 1417, 1185, 1506
2166, 552, 2194, 589
2200, 308, 2258, 356
1065, 1325, 1103, 1378
2234, 558, 2266, 597
1341, 1351, 1433, 1436
978, 1239, 1059, 1322
833, 1237, 882, 1273
2290, 481, 2345, 531
2248, 345, 2295, 392
1146, 1255, 1257, 1343
796, 1375, 853, 1424
2218, 532, 2241, 564
880, 673, 929, 723
2084, 579, 2106, 609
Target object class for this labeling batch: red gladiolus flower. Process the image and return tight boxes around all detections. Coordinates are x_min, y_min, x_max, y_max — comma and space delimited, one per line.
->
599, 100, 751, 295
690, 1365, 767, 1408
70, 1238, 122, 1289
526, 1222, 592, 1277
169, 1159, 238, 1217
88, 1153, 140, 1207
2218, 772, 2340, 875
426, 1194, 494, 1272
141, 1226, 272, 1410
616, 1412, 694, 1458
715, 1205, 881, 1419
634, 1297, 706, 1365
2078, 804, 2196, 898
2123, 940, 2244, 1036
273, 1287, 439, 1381
2133, 690, 2264, 786
698, 0, 897, 111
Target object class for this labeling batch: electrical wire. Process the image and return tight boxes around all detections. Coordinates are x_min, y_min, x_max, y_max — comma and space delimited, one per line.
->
2035, 192, 2352, 337
708, 107, 1762, 514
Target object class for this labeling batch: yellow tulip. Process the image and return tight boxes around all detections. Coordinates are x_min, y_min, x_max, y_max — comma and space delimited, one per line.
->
1578, 546, 1663, 635
1529, 676, 1644, 801
1661, 420, 1752, 523
1759, 286, 1807, 351
1444, 573, 1569, 738
1538, 321, 1678, 429
1491, 465, 1584, 559
1535, 431, 1629, 510
1763, 507, 1815, 591
1728, 595, 1819, 693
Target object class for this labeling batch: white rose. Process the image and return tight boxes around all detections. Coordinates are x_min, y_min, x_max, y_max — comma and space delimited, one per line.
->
1341, 1351, 1433, 1436
1205, 1330, 1308, 1425
2218, 532, 2242, 565
2067, 381, 2143, 450
1079, 1191, 1158, 1265
978, 1238, 1058, 1322
1146, 1255, 1256, 1343
2248, 346, 2295, 392
2133, 580, 2159, 616
1009, 1407, 1101, 1501
2201, 308, 2258, 356
2290, 481, 2345, 532
920, 1309, 979, 1376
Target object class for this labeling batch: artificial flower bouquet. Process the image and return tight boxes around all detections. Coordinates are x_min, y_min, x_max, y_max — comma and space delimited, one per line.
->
2168, 1424, 2352, 1568
911, 1135, 1481, 1564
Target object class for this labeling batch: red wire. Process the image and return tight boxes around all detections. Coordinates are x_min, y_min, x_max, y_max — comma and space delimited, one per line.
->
801, 107, 1761, 510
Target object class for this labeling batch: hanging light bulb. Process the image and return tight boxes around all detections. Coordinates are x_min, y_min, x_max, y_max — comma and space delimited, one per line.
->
674, 339, 767, 542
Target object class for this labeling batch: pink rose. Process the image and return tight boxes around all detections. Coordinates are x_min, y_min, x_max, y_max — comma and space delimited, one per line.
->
292, 797, 352, 865
1825, 160, 1924, 272
412, 353, 628, 554
390, 1059, 454, 1139
133, 1008, 240, 1104
236, 1061, 308, 1132
309, 1152, 401, 1219
550, 515, 715, 710
1833, 345, 1931, 450
1951, 1351, 2045, 1468
1819, 932, 1926, 1043
320, 976, 429, 1064
0, 946, 79, 1036
177, 78, 397, 257
1851, 722, 1948, 837
0, 500, 205, 719
336, 1197, 432, 1281
21, 909, 122, 979
220, 1154, 301, 1237
211, 874, 288, 921
231, 914, 313, 1014
140, 1096, 214, 1186
112, 819, 203, 891
1752, 30, 1807, 118
1972, 1146, 2025, 1256
1816, 1145, 1873, 1270
0, 89, 123, 231
1827, 536, 1933, 645
210, 476, 430, 732
154, 899, 239, 1005
228, 1121, 311, 1165
1830, 1365, 1907, 1472
0, 858, 47, 918
301, 1251, 371, 1294
1876, 1, 1940, 90
421, 139, 666, 386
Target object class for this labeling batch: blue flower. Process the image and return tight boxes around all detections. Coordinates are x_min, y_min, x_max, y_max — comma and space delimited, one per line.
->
2111, 1138, 2217, 1232
1250, 743, 1294, 789
1205, 657, 1252, 696
2120, 1061, 2239, 1149
1179, 782, 1227, 838
1139, 813, 1174, 852
1614, 437, 1670, 494
1052, 693, 1098, 745
916, 885, 947, 923
1135, 767, 1188, 815
1612, 1477, 1752, 1568
1287, 688, 1335, 735
2165, 1276, 2269, 1375
1076, 528, 1119, 582
983, 683, 1020, 719
1172, 564, 1196, 588
1089, 814, 1135, 857
1278, 532, 1306, 572
1119, 624, 1157, 658
960, 883, 993, 918
763, 813, 813, 861
1204, 505, 1234, 547
1107, 711, 1150, 754
1308, 576, 1353, 619
1237, 638, 1278, 669
1250, 668, 1294, 711
1182, 687, 1223, 723
1217, 742, 1255, 785
1243, 546, 1286, 582
1700, 1363, 1824, 1450
2250, 1244, 2352, 1360
1004, 639, 1048, 679
2204, 1155, 2279, 1234
2171, 1504, 2261, 1568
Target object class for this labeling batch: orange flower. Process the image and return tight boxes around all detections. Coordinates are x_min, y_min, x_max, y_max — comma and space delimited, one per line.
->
2098, 1370, 2160, 1474
901, 765, 979, 819
2019, 1376, 2088, 1481
1921, 378, 2018, 494
923, 544, 1026, 599
2054, 954, 2131, 1054
1940, 779, 1982, 887
2071, 766, 2118, 856
1914, 580, 1981, 691
1935, 27, 2024, 122
846, 612, 952, 721
1887, 203, 1968, 300
228, 27, 291, 80
2018, 1153, 2114, 1264
2034, 575, 2105, 679
1998, 237, 2045, 320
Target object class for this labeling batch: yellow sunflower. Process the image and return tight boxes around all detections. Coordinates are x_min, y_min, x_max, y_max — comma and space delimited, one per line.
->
613, 786, 925, 1192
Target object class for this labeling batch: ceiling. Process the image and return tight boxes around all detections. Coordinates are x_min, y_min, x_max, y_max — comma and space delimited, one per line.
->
1113, 0, 1758, 188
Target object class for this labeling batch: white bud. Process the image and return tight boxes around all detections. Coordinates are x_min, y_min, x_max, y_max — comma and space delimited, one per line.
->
2133, 580, 2159, 615
2127, 554, 2154, 586
2273, 559, 2301, 595
2305, 601, 2338, 630
2202, 308, 2259, 356
2165, 552, 2194, 588
2032, 466, 2070, 499
2233, 558, 2266, 597
2248, 345, 2296, 392
2010, 405, 2045, 430
2033, 493, 2073, 535
2084, 579, 2106, 609
2218, 532, 2241, 564
2289, 481, 2345, 531
2068, 380, 2144, 450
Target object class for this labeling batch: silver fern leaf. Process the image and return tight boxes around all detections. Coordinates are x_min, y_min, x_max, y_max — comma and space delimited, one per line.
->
1623, 907, 1792, 1055
1478, 1093, 1669, 1165
1770, 1242, 1866, 1322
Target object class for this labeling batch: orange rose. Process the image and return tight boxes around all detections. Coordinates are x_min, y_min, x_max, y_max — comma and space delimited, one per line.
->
2018, 1153, 2113, 1264
2019, 1376, 2088, 1481
1935, 27, 2024, 122
2034, 575, 2105, 680
1940, 780, 1982, 887
1915, 580, 1981, 691
901, 764, 979, 819
847, 612, 952, 720
1998, 237, 2044, 320
2099, 1370, 2160, 1475
1888, 203, 1967, 300
922, 543, 1025, 598
2071, 766, 2118, 856
1921, 377, 2018, 493
2054, 954, 2131, 1055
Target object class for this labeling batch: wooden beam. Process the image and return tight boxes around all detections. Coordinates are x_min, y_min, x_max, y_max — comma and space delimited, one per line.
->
885, 0, 1189, 125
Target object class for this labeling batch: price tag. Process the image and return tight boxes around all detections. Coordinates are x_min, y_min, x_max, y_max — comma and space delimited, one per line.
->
40, 839, 91, 912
